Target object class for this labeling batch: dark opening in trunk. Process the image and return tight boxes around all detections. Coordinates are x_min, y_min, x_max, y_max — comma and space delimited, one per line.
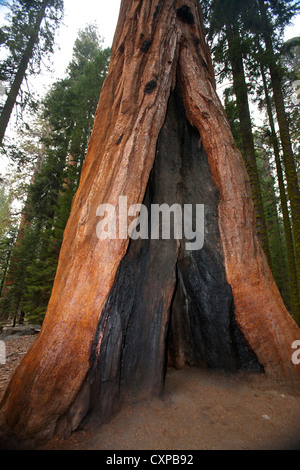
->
85, 85, 263, 429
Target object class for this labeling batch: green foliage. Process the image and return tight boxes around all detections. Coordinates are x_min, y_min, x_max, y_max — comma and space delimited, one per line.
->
0, 227, 17, 299
0, 24, 110, 324
0, 0, 64, 143
1, 0, 64, 81
281, 36, 300, 101
223, 87, 243, 151
0, 222, 39, 323
255, 132, 291, 306
203, 0, 300, 319
0, 183, 12, 239
0, 178, 19, 305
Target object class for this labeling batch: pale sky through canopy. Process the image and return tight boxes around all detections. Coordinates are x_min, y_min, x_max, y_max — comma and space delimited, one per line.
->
55, 0, 299, 83
0, 0, 299, 78
0, 0, 299, 97
52, 0, 122, 79
0, 0, 299, 173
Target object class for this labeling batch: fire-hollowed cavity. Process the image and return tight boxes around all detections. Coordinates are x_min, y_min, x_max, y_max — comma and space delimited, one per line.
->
83, 86, 262, 429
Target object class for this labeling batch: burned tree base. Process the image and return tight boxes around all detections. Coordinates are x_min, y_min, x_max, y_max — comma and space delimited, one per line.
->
77, 87, 263, 431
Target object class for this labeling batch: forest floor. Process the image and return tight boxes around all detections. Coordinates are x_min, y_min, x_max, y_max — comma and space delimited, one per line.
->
0, 335, 300, 450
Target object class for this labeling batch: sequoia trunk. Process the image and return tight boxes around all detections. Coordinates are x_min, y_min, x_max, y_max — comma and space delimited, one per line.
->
0, 0, 299, 447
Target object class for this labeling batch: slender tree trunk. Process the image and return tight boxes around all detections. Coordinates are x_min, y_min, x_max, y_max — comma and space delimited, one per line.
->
0, 153, 45, 297
0, 247, 12, 298
258, 0, 300, 314
260, 63, 300, 323
12, 292, 22, 328
0, 0, 49, 145
0, 0, 299, 447
225, 22, 272, 267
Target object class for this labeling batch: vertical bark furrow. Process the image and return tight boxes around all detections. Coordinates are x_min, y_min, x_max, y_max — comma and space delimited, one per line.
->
83, 86, 262, 429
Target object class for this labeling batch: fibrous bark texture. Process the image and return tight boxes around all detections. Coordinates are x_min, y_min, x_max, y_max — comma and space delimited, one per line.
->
0, 0, 299, 446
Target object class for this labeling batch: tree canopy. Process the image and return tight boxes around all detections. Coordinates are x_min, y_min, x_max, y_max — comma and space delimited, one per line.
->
0, 0, 64, 145
0, 23, 110, 324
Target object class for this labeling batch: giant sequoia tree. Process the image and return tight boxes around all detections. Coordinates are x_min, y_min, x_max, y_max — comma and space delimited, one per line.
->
0, 0, 299, 446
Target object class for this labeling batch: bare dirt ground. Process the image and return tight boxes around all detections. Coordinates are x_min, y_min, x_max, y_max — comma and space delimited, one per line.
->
1, 336, 300, 450
0, 335, 37, 402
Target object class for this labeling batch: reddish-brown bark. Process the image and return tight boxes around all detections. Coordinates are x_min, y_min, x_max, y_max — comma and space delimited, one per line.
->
0, 0, 299, 445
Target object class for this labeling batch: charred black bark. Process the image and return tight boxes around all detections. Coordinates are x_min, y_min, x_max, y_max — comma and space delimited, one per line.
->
82, 86, 262, 429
